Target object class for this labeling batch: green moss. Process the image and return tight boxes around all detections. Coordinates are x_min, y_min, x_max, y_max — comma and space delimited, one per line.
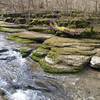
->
20, 47, 32, 57
44, 36, 100, 48
31, 45, 49, 61
56, 18, 90, 28
8, 31, 51, 44
39, 59, 81, 74
80, 28, 96, 38
7, 35, 34, 44
31, 54, 41, 62
0, 27, 22, 33
31, 45, 87, 74
51, 47, 95, 56
47, 51, 60, 63
40, 44, 50, 49
30, 19, 50, 25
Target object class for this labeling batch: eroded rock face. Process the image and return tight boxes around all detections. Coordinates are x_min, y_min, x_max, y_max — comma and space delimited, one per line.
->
90, 56, 100, 69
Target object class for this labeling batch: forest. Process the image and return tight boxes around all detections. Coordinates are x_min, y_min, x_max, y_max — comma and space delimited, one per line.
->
0, 0, 100, 13
0, 0, 100, 100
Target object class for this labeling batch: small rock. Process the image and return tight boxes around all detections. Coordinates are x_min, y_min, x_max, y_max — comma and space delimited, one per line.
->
90, 56, 100, 69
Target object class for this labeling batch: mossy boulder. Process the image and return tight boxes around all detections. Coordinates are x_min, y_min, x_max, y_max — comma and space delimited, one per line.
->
69, 19, 90, 28
31, 46, 90, 73
31, 37, 100, 74
39, 55, 90, 73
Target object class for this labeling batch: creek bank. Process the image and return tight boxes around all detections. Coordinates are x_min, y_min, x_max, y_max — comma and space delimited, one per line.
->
0, 20, 100, 100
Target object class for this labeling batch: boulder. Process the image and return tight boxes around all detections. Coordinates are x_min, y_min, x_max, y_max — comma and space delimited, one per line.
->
41, 55, 90, 73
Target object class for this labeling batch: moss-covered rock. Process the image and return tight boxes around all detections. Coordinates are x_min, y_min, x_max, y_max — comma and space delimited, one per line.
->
69, 19, 90, 28
49, 22, 97, 37
7, 35, 34, 44
28, 26, 48, 32
0, 27, 23, 33
20, 47, 33, 57
31, 47, 90, 73
31, 45, 50, 62
57, 18, 90, 28
31, 36, 100, 74
38, 55, 90, 73
44, 37, 100, 47
8, 31, 53, 44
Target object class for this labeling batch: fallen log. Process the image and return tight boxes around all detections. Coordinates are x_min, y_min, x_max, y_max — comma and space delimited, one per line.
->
49, 22, 85, 36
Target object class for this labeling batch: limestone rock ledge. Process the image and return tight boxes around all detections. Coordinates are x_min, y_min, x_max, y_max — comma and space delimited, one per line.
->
31, 36, 100, 73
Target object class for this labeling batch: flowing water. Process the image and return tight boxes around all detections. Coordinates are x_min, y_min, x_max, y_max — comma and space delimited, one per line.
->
0, 33, 70, 100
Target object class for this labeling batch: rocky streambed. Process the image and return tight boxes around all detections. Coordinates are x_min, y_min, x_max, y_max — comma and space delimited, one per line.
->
0, 34, 68, 100
0, 20, 100, 100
